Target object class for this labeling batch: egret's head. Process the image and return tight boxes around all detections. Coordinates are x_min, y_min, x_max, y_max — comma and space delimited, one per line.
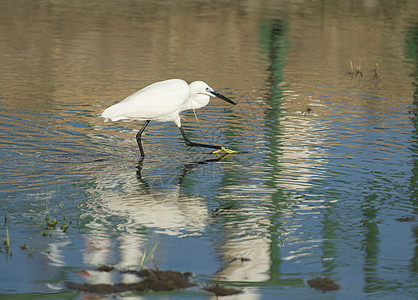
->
190, 81, 236, 105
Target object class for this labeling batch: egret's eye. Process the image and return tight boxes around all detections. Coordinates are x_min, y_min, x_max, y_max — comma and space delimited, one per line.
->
206, 87, 211, 92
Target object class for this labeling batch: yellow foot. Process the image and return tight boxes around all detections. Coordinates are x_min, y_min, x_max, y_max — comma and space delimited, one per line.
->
212, 146, 238, 155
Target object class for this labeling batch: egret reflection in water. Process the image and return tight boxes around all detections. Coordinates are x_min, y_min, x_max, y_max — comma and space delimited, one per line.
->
73, 157, 217, 285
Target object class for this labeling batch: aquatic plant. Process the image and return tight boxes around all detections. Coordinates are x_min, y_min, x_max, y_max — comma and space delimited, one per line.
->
140, 243, 158, 269
2, 213, 10, 257
348, 59, 363, 77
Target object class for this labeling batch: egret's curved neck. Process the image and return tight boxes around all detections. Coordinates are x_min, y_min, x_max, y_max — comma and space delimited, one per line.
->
182, 94, 210, 111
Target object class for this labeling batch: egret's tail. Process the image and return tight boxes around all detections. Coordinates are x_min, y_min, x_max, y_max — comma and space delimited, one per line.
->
101, 103, 127, 122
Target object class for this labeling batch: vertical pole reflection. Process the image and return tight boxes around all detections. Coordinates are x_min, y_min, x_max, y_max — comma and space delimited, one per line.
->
260, 18, 288, 280
361, 194, 380, 293
405, 22, 418, 272
212, 19, 292, 290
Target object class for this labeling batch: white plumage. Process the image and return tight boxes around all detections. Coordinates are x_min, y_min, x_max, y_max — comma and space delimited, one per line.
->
101, 79, 237, 159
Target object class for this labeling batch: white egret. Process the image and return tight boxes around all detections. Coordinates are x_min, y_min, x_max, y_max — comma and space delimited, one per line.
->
101, 79, 237, 158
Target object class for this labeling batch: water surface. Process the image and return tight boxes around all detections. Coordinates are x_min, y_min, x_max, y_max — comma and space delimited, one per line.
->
1, 0, 418, 299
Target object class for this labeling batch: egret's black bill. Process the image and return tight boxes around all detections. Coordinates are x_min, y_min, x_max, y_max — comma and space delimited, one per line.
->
212, 91, 236, 105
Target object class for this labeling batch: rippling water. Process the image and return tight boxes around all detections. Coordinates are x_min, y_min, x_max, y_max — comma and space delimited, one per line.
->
1, 0, 418, 298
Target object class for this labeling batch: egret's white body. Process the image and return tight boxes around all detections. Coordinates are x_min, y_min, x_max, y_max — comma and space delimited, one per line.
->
102, 79, 220, 127
101, 79, 236, 159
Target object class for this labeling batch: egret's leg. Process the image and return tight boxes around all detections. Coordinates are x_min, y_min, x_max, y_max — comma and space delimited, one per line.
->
178, 126, 222, 150
136, 120, 150, 158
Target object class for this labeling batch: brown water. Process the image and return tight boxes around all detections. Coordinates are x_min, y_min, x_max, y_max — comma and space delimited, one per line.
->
1, 0, 418, 299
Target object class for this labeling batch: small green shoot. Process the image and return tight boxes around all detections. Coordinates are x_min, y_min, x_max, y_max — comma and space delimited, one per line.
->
5, 227, 9, 249
43, 216, 69, 234
374, 58, 382, 69
140, 243, 158, 268
348, 59, 363, 77
349, 59, 354, 74
372, 58, 382, 77
356, 60, 362, 76
60, 224, 68, 233
3, 213, 10, 255
45, 217, 58, 230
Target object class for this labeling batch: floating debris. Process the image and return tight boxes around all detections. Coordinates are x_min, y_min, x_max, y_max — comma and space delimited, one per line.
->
229, 257, 251, 263
203, 284, 242, 296
395, 216, 416, 222
307, 277, 340, 292
66, 269, 194, 294
96, 265, 114, 272
301, 107, 313, 116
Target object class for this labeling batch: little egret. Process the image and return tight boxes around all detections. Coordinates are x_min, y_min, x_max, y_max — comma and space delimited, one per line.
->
101, 79, 237, 158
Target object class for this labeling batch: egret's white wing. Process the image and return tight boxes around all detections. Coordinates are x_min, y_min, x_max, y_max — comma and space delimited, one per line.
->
102, 79, 189, 122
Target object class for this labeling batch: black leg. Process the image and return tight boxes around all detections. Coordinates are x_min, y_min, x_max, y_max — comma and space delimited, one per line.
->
136, 120, 150, 158
178, 126, 221, 150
